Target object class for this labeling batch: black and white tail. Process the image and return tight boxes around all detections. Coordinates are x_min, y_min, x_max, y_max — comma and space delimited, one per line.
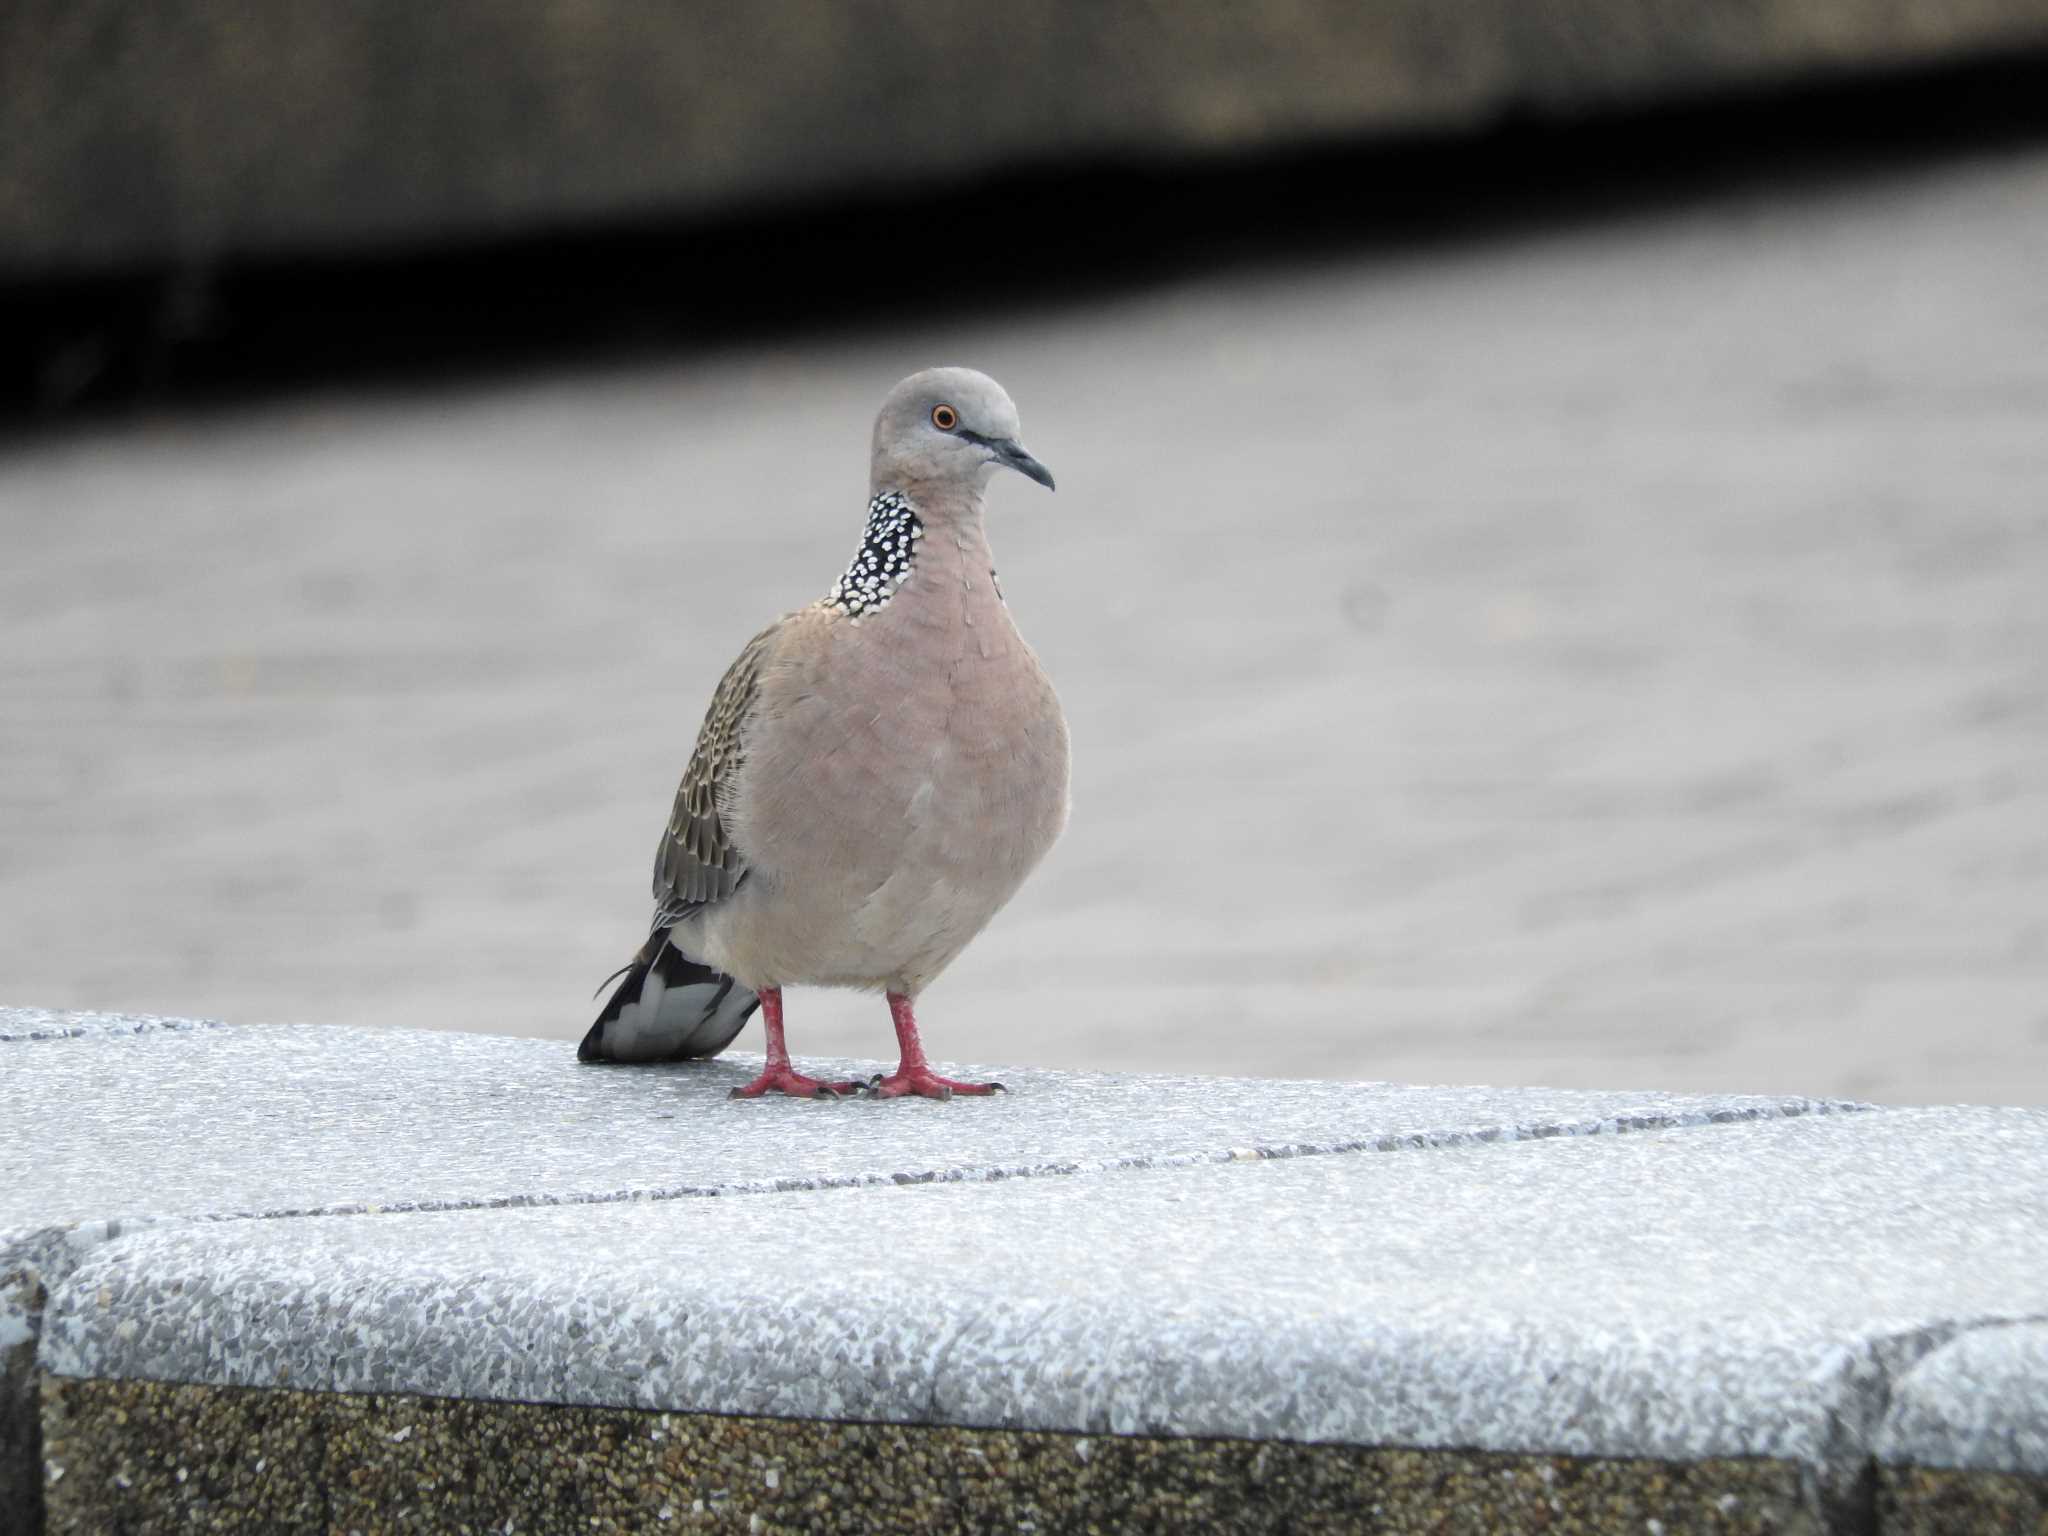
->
577, 930, 759, 1063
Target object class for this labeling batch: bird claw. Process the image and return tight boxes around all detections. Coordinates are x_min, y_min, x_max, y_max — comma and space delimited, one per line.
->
728, 1065, 861, 1100
866, 1070, 1006, 1101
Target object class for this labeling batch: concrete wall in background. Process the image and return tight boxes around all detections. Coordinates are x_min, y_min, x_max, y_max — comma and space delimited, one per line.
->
6, 0, 2048, 274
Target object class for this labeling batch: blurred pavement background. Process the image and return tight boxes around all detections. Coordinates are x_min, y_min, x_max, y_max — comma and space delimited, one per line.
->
4, 13, 2047, 1103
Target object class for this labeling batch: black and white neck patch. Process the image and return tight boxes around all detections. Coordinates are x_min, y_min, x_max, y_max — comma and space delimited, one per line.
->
824, 491, 924, 621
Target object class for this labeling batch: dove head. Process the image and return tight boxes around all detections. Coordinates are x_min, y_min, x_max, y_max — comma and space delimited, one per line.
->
870, 367, 1055, 504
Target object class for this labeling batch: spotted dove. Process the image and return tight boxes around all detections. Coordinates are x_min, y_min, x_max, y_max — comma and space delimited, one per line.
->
578, 368, 1069, 1099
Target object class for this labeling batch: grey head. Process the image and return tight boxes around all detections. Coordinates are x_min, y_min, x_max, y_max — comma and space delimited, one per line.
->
870, 367, 1055, 498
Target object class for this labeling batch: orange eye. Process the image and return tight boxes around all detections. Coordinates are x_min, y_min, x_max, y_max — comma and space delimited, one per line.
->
931, 404, 958, 430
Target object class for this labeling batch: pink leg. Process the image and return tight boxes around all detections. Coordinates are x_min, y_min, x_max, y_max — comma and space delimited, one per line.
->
869, 993, 1005, 1100
729, 989, 860, 1099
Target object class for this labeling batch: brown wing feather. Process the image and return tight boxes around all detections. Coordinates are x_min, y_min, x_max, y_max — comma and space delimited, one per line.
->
651, 624, 776, 925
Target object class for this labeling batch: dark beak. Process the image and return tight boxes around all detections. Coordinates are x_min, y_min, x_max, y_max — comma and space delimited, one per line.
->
970, 433, 1056, 491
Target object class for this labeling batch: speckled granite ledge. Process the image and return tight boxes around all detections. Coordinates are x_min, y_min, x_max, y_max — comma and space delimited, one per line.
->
1877, 1321, 2048, 1475
10, 1009, 2046, 1533
33, 1105, 2048, 1532
3, 1016, 1861, 1230
0, 1009, 1862, 1531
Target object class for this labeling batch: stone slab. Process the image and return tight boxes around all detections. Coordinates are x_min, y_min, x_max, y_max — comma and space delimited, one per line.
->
0, 1013, 1855, 1527
1, 1017, 1856, 1249
1877, 1322, 2048, 1476
0, 1005, 221, 1044
1878, 1463, 2048, 1535
39, 1377, 1806, 1536
39, 1106, 2048, 1520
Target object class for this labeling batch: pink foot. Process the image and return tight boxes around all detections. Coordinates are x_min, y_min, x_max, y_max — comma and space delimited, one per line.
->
728, 1063, 860, 1100
868, 1067, 1006, 1101
866, 993, 1005, 1100
725, 987, 859, 1099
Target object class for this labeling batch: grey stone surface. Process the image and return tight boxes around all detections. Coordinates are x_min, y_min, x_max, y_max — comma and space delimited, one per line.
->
0, 1013, 1860, 1527
39, 1106, 2048, 1512
2, 1018, 1853, 1247
7, 3, 2048, 272
1877, 1322, 2048, 1476
0, 1005, 221, 1043
7, 150, 2048, 1104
